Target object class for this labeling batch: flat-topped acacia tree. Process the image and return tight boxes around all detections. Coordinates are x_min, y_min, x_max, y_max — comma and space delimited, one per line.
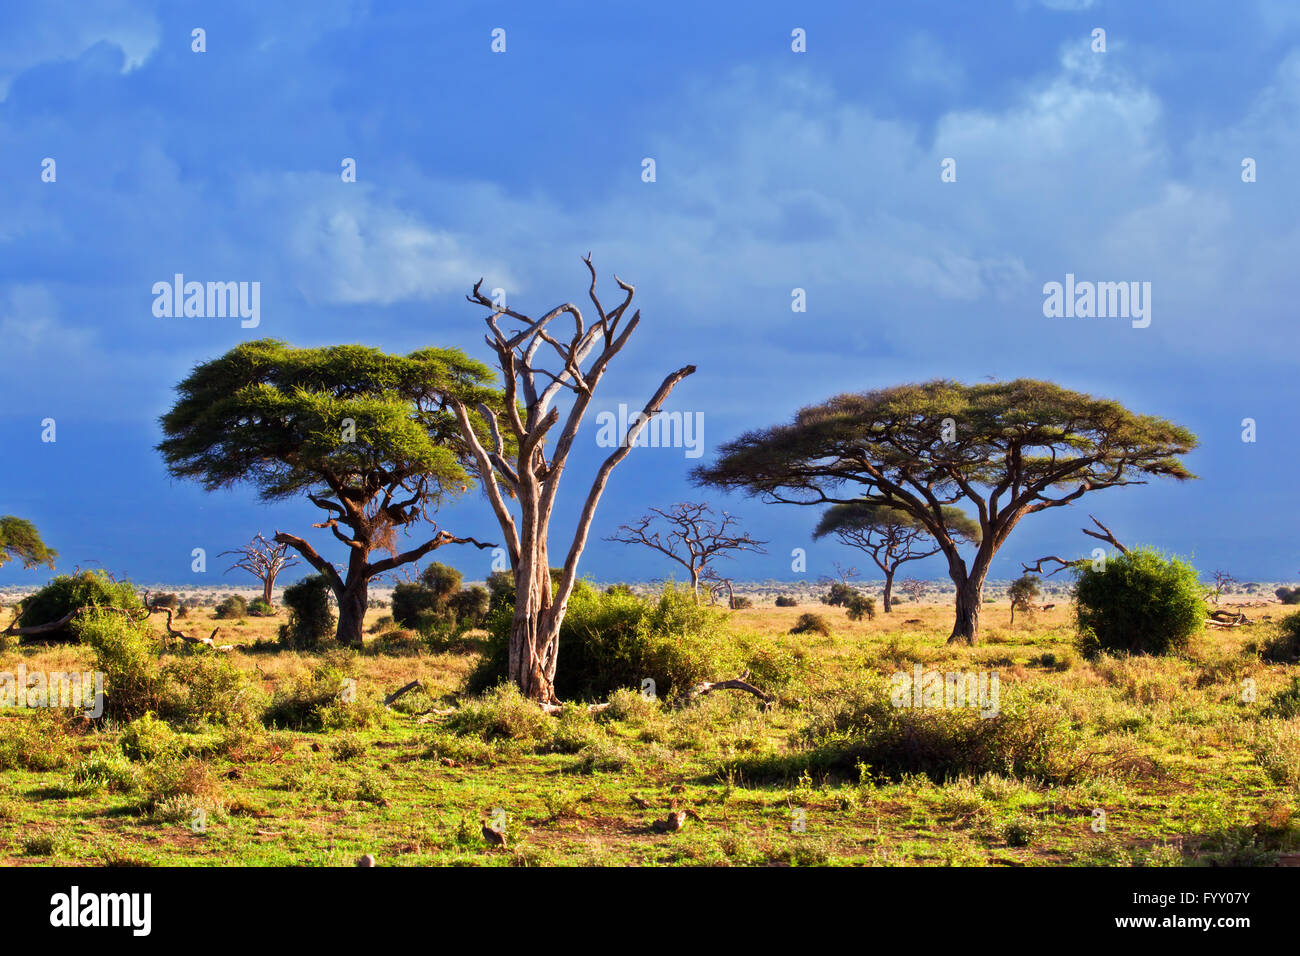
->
439, 257, 695, 704
158, 339, 503, 646
695, 379, 1197, 644
813, 501, 979, 612
0, 516, 56, 570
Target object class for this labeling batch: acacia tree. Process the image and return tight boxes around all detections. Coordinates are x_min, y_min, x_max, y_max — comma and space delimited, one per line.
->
1007, 573, 1041, 625
695, 379, 1196, 644
158, 340, 501, 646
812, 501, 979, 612
0, 516, 56, 570
220, 534, 299, 604
439, 257, 695, 703
607, 502, 767, 600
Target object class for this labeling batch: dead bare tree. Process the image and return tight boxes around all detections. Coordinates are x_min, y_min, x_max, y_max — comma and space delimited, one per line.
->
441, 256, 696, 703
1210, 569, 1236, 605
607, 502, 767, 600
220, 534, 299, 604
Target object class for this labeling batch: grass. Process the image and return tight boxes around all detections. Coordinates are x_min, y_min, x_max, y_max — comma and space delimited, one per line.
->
1, 597, 1298, 866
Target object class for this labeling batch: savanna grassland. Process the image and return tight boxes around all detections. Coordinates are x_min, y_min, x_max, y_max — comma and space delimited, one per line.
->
3, 595, 1300, 867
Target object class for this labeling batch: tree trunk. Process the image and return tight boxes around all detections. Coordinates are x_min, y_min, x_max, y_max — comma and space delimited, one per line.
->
882, 571, 894, 613
508, 547, 561, 704
336, 579, 368, 647
689, 569, 700, 603
262, 575, 275, 605
948, 578, 984, 645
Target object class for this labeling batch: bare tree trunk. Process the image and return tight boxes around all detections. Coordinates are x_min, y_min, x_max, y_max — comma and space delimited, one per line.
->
262, 575, 275, 605
508, 551, 559, 704
882, 570, 894, 613
950, 580, 982, 644
689, 568, 700, 602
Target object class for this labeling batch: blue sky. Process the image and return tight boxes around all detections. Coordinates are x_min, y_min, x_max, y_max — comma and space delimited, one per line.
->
2, 0, 1298, 589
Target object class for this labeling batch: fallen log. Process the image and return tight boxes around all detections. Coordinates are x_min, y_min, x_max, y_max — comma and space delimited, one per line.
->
2, 608, 77, 637
384, 680, 423, 707
677, 670, 774, 710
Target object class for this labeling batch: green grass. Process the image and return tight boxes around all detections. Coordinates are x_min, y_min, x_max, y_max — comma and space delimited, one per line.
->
1, 599, 1298, 866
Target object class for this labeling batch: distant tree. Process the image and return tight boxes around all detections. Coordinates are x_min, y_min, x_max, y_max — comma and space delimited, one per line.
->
813, 501, 979, 612
0, 516, 56, 570
607, 502, 767, 600
220, 534, 299, 605
157, 340, 501, 647
695, 379, 1196, 644
1007, 574, 1041, 626
1210, 570, 1236, 605
899, 578, 928, 605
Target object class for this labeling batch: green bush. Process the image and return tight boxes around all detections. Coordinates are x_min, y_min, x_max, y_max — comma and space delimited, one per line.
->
214, 595, 247, 620
730, 595, 754, 609
14, 570, 141, 642
1274, 586, 1300, 605
263, 652, 381, 731
74, 609, 164, 721
391, 581, 440, 628
821, 581, 857, 607
1074, 547, 1204, 657
775, 595, 798, 607
247, 597, 275, 617
845, 593, 875, 621
450, 585, 490, 628
1262, 611, 1300, 664
0, 711, 75, 771
791, 612, 833, 637
468, 582, 740, 701
279, 575, 335, 650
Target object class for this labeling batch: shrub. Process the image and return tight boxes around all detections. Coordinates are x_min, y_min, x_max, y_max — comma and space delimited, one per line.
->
1073, 547, 1204, 657
0, 711, 75, 771
775, 595, 798, 607
730, 595, 754, 610
74, 609, 164, 721
158, 652, 262, 729
1263, 677, 1300, 719
450, 585, 490, 628
391, 581, 441, 629
468, 583, 740, 701
1262, 611, 1300, 664
151, 593, 180, 610
845, 593, 875, 621
1008, 574, 1041, 623
14, 570, 141, 642
1275, 586, 1300, 605
120, 713, 184, 762
214, 595, 247, 620
1251, 720, 1300, 787
247, 597, 275, 617
821, 581, 857, 607
768, 679, 1093, 785
279, 575, 335, 649
791, 612, 833, 637
446, 684, 555, 745
263, 652, 379, 731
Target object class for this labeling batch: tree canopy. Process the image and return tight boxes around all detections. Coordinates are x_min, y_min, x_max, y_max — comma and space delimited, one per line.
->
0, 516, 56, 570
696, 379, 1197, 642
157, 339, 505, 645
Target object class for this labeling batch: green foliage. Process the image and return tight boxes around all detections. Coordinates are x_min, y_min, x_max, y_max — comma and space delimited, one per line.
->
730, 595, 754, 610
0, 711, 75, 771
1008, 574, 1041, 619
772, 680, 1092, 785
821, 581, 857, 607
151, 592, 180, 610
1074, 547, 1205, 657
247, 597, 275, 617
0, 515, 57, 569
813, 501, 980, 545
1263, 677, 1300, 720
214, 594, 248, 619
392, 566, 490, 634
774, 595, 798, 607
791, 612, 833, 636
263, 652, 382, 731
845, 593, 875, 621
15, 570, 141, 642
1262, 611, 1300, 664
157, 339, 501, 503
469, 583, 740, 701
279, 575, 335, 650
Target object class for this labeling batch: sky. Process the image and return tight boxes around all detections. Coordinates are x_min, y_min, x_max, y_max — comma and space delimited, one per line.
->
2, 0, 1298, 589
